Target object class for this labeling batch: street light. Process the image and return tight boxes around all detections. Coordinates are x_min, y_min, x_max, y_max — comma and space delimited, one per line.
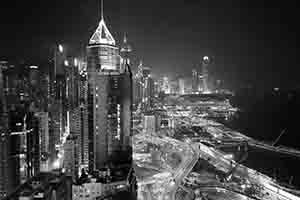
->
64, 60, 69, 66
58, 44, 64, 53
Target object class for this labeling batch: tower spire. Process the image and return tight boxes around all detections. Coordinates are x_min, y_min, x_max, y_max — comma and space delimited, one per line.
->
101, 0, 104, 20
89, 0, 115, 45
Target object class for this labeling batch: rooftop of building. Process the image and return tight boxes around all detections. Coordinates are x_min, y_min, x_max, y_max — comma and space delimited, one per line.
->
89, 18, 115, 46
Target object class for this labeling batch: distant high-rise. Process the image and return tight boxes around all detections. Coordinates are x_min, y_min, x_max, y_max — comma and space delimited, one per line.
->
179, 78, 185, 95
133, 63, 143, 107
133, 61, 154, 110
87, 13, 132, 170
120, 33, 132, 65
192, 69, 198, 94
162, 76, 170, 94
201, 56, 211, 93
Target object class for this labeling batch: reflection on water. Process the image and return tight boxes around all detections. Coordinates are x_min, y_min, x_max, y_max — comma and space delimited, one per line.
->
245, 146, 300, 188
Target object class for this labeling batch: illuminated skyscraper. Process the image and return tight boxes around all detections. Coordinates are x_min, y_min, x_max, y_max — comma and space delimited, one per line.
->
179, 78, 185, 95
120, 33, 132, 65
48, 45, 68, 165
79, 102, 89, 169
133, 61, 154, 110
133, 63, 143, 107
87, 12, 132, 170
162, 76, 170, 94
201, 56, 211, 93
78, 64, 89, 169
192, 69, 198, 93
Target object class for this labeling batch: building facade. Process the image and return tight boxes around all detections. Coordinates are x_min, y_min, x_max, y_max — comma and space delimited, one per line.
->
87, 16, 132, 171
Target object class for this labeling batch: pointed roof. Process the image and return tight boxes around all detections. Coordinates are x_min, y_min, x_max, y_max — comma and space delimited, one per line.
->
121, 33, 132, 53
89, 19, 116, 45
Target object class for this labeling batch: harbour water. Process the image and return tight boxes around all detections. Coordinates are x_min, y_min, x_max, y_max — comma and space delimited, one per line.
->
246, 146, 300, 188
225, 90, 300, 188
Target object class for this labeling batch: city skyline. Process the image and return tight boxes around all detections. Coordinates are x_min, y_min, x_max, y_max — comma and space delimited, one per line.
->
0, 2, 137, 198
1, 1, 300, 200
0, 0, 299, 90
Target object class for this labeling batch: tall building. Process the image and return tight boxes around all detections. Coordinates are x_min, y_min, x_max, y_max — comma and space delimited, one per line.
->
0, 133, 10, 199
169, 79, 178, 94
0, 61, 11, 199
9, 109, 28, 187
201, 56, 211, 93
28, 65, 39, 86
153, 81, 160, 98
78, 64, 89, 169
0, 61, 4, 98
192, 69, 199, 94
69, 107, 82, 177
79, 102, 89, 170
133, 68, 143, 107
49, 44, 68, 166
35, 112, 50, 172
133, 61, 154, 110
162, 76, 170, 94
24, 113, 40, 178
87, 13, 132, 170
66, 57, 80, 109
63, 136, 77, 179
1, 61, 50, 196
120, 33, 132, 65
179, 78, 185, 95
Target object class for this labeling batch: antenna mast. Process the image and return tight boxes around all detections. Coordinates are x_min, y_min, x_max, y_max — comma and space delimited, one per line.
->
101, 0, 104, 20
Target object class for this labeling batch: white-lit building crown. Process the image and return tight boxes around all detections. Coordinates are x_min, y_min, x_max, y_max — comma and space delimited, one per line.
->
89, 19, 116, 46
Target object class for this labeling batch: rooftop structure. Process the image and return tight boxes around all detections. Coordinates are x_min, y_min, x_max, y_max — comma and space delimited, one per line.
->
89, 0, 115, 46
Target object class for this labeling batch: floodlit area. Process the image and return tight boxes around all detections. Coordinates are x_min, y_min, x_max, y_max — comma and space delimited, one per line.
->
133, 95, 300, 200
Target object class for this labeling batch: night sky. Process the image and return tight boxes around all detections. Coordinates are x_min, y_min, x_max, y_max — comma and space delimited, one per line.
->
0, 0, 298, 90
